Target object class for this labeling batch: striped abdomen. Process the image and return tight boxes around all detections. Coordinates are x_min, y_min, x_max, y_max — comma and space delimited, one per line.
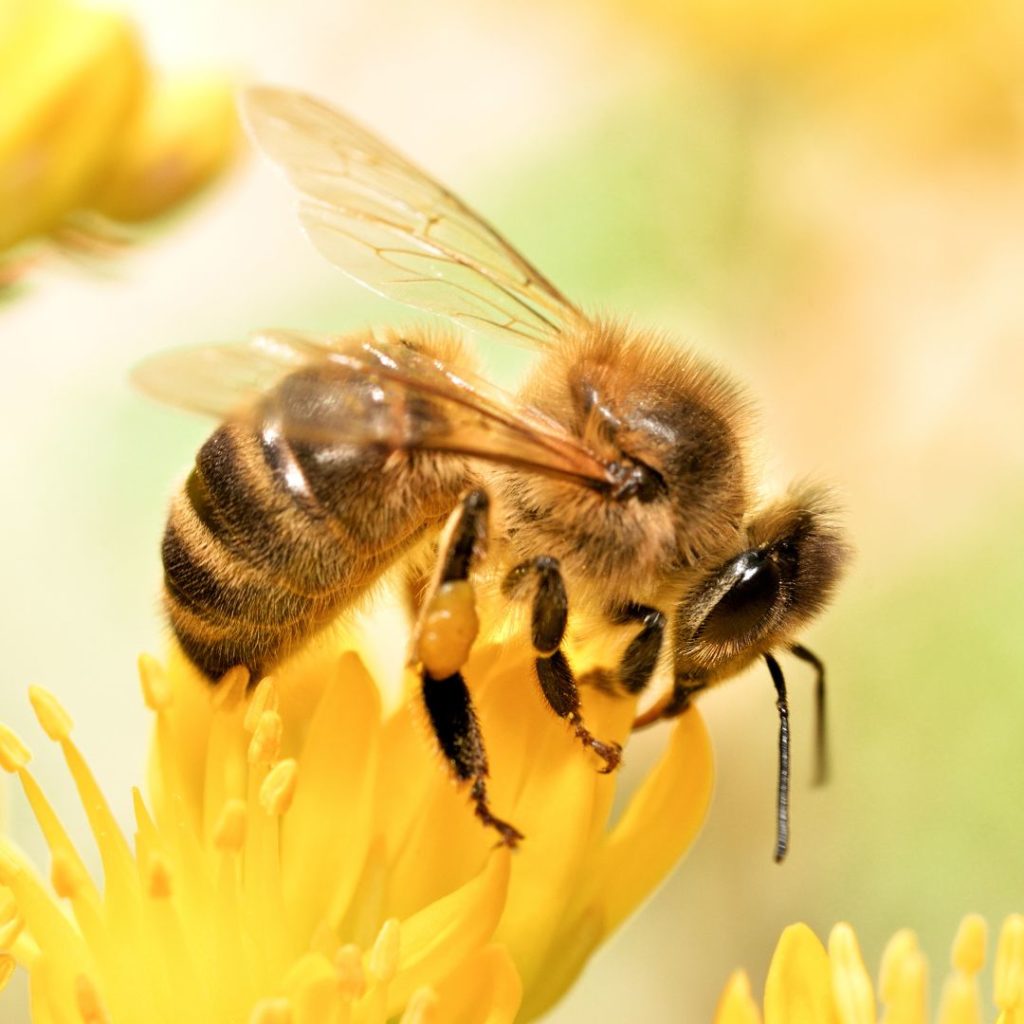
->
162, 363, 467, 681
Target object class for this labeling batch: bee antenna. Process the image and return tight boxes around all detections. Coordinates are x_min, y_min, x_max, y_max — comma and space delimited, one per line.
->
764, 652, 790, 863
790, 642, 828, 785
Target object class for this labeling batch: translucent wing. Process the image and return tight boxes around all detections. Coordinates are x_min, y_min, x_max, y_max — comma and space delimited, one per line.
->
241, 86, 584, 348
133, 330, 615, 491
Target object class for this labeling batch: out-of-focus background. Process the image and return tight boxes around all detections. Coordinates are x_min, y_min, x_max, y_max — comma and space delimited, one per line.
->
2, 0, 1023, 1019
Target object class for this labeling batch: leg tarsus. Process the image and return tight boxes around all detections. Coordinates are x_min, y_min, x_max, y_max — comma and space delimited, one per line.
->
470, 778, 524, 848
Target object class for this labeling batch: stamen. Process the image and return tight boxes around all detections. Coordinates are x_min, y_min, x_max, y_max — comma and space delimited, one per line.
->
51, 850, 86, 900
334, 944, 366, 1000
248, 711, 283, 765
248, 997, 292, 1024
145, 852, 173, 900
74, 974, 111, 1024
213, 665, 250, 712
828, 923, 875, 1024
213, 799, 248, 851
0, 724, 31, 772
952, 915, 987, 976
995, 914, 1024, 1011
879, 928, 921, 1002
28, 686, 73, 742
399, 986, 438, 1024
937, 973, 980, 1024
138, 654, 172, 711
259, 759, 298, 816
244, 677, 279, 733
369, 918, 401, 983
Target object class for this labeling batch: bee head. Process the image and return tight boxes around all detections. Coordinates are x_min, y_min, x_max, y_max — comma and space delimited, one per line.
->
673, 486, 851, 680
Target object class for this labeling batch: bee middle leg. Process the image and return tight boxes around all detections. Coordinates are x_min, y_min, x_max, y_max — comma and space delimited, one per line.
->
415, 489, 523, 848
503, 557, 622, 773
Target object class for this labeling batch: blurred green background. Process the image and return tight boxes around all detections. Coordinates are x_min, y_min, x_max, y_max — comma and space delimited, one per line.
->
2, 0, 1023, 1019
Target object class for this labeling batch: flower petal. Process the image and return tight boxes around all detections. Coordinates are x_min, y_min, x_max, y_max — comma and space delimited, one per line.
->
715, 970, 762, 1024
588, 707, 714, 934
431, 944, 523, 1024
828, 923, 875, 1024
764, 923, 838, 1024
385, 848, 511, 1015
283, 652, 381, 945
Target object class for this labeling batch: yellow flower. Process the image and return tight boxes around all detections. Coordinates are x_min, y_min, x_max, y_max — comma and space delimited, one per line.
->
608, 0, 1024, 158
0, 0, 237, 272
0, 632, 712, 1022
715, 914, 1024, 1024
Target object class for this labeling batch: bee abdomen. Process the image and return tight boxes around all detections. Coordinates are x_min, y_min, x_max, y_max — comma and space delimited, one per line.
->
163, 401, 466, 683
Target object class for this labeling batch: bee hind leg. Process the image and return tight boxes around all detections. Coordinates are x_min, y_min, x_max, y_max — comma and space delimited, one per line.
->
416, 489, 523, 848
503, 557, 622, 773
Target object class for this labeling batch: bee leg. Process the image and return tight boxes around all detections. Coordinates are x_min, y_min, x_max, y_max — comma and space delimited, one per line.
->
504, 557, 623, 773
416, 490, 523, 848
421, 668, 523, 848
611, 602, 667, 694
631, 675, 705, 729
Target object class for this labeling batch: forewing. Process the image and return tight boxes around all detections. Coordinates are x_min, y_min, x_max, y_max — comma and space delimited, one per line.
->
241, 86, 583, 347
133, 330, 614, 490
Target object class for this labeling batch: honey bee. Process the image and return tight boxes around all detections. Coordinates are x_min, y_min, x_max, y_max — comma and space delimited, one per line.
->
135, 87, 850, 859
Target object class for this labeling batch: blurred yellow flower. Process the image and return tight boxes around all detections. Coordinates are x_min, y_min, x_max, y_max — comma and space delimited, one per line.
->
613, 0, 1024, 159
0, 635, 712, 1022
0, 0, 237, 275
715, 914, 1024, 1024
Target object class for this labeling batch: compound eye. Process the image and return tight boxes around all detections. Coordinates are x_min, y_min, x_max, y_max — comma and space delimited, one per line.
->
698, 551, 781, 645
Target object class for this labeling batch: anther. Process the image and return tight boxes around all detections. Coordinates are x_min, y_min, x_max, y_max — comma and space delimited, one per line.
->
259, 759, 298, 816
29, 686, 73, 742
995, 914, 1024, 1010
248, 997, 292, 1024
0, 724, 31, 772
51, 850, 86, 900
137, 654, 172, 711
145, 852, 173, 900
244, 677, 279, 733
213, 799, 247, 851
248, 710, 283, 765
369, 918, 401, 983
74, 974, 111, 1024
334, 944, 366, 1000
399, 987, 438, 1024
951, 914, 986, 976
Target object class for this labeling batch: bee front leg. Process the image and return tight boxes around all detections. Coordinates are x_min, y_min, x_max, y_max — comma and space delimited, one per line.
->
611, 602, 667, 694
503, 557, 623, 773
416, 489, 523, 848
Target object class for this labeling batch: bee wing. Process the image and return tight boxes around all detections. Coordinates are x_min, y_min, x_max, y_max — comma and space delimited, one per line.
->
133, 330, 615, 490
241, 86, 583, 348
